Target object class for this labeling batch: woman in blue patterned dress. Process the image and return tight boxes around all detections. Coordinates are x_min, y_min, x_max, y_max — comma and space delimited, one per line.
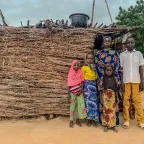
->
81, 53, 99, 127
95, 36, 121, 126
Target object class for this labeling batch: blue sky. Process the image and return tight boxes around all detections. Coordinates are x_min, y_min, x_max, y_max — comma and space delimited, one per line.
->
0, 0, 136, 26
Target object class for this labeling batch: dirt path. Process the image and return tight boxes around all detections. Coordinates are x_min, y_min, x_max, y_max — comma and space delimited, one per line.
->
0, 115, 143, 144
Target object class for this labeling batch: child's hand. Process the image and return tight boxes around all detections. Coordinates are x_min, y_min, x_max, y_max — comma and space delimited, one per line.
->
100, 91, 103, 96
76, 92, 80, 96
100, 91, 103, 104
96, 79, 99, 86
76, 90, 83, 96
122, 83, 125, 92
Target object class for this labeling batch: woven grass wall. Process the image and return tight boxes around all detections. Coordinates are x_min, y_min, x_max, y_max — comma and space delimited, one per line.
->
0, 27, 94, 118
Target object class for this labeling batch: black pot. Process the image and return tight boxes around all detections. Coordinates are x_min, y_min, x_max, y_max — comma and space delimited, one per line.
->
69, 13, 90, 28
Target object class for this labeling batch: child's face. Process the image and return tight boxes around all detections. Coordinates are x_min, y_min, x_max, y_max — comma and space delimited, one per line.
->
105, 66, 113, 76
127, 38, 135, 51
73, 62, 80, 71
86, 54, 93, 64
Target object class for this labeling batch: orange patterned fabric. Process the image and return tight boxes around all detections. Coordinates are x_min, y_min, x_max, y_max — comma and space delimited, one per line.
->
101, 89, 117, 128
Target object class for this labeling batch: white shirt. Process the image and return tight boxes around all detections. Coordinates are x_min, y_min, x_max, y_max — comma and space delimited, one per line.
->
120, 49, 144, 83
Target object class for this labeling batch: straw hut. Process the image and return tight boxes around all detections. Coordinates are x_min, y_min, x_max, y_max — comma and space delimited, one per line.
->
0, 26, 140, 118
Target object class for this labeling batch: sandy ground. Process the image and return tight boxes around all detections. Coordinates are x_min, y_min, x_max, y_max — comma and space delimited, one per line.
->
0, 114, 143, 144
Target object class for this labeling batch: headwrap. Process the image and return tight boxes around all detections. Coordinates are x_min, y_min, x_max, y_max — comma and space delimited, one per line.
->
67, 60, 84, 86
103, 64, 117, 91
103, 35, 111, 40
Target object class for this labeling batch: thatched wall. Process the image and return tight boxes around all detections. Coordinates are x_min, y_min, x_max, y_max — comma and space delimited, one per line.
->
0, 26, 141, 118
0, 27, 94, 118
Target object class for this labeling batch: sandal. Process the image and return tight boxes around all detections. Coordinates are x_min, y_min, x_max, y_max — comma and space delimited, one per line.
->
123, 122, 129, 129
138, 123, 144, 130
111, 127, 118, 133
104, 127, 108, 132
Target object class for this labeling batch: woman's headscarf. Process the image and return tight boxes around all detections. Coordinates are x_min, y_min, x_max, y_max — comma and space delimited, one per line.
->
103, 35, 111, 40
67, 60, 84, 87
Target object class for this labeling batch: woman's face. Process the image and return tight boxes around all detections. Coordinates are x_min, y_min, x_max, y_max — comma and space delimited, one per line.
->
73, 62, 80, 71
103, 38, 112, 48
105, 66, 113, 76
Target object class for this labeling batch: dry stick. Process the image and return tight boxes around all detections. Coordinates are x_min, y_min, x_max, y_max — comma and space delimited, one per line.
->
20, 21, 23, 27
0, 9, 8, 26
91, 0, 96, 27
105, 0, 113, 24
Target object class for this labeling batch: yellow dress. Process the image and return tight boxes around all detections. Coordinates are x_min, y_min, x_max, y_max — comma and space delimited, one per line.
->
81, 66, 97, 80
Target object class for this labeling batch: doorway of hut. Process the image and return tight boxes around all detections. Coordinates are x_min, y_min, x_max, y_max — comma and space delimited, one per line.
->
93, 33, 123, 113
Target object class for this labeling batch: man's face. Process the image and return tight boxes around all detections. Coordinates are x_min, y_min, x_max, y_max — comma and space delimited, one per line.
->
127, 38, 135, 51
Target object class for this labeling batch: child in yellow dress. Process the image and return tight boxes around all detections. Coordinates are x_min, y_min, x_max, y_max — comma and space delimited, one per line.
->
81, 53, 99, 127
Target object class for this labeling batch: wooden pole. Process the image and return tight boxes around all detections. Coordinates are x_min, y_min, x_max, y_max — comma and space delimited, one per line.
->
91, 0, 96, 27
0, 9, 8, 26
105, 0, 113, 24
20, 21, 23, 27
27, 20, 30, 27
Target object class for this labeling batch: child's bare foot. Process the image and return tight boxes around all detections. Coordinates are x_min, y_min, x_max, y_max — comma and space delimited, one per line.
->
76, 119, 82, 127
104, 127, 108, 132
69, 121, 74, 128
86, 120, 91, 127
111, 127, 118, 133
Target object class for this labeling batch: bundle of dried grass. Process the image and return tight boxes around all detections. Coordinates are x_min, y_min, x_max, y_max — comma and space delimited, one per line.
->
0, 27, 95, 118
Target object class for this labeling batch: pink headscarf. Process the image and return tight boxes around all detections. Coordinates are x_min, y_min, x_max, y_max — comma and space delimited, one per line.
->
67, 60, 84, 86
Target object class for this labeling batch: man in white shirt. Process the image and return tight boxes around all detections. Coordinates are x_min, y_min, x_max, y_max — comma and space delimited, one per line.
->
120, 37, 144, 130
